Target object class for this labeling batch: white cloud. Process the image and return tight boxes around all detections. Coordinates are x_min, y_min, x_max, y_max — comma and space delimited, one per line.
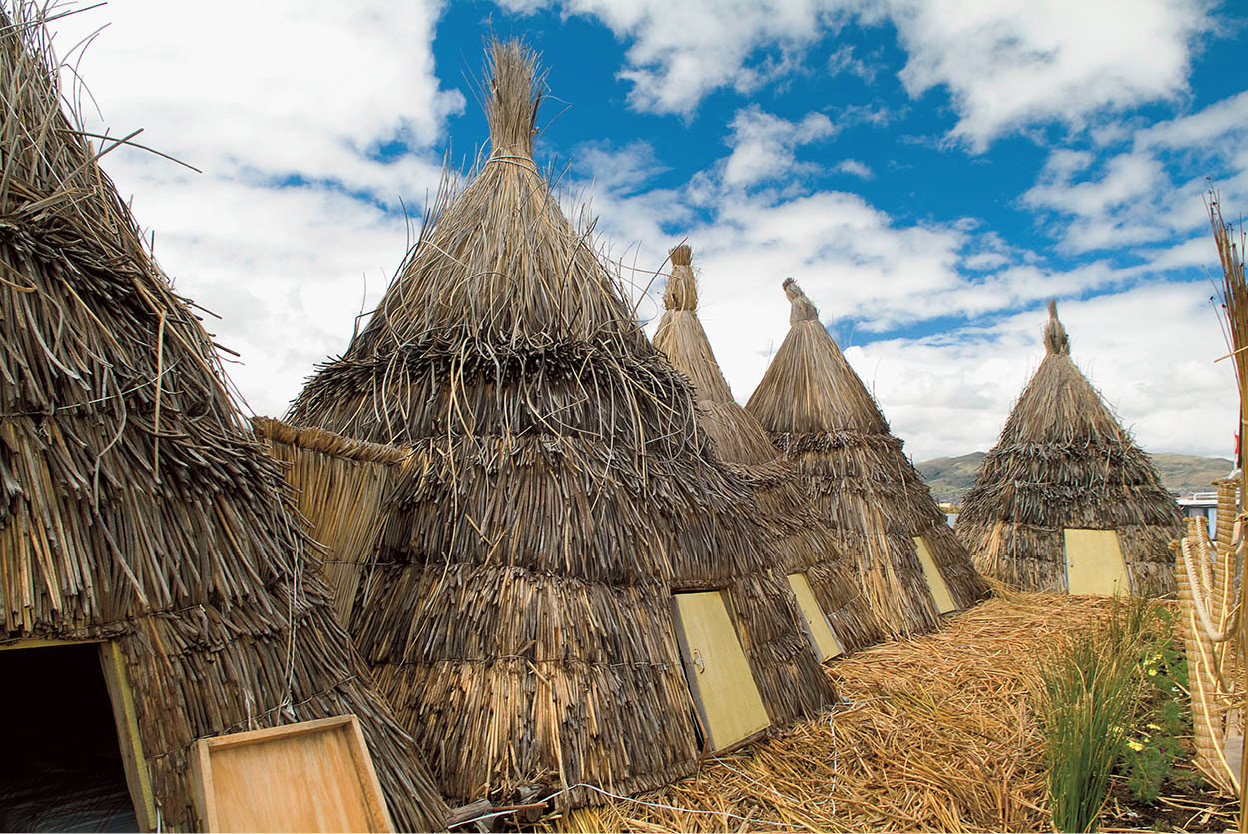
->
1025, 89, 1248, 255
497, 0, 853, 116
722, 106, 835, 187
42, 1, 460, 416
495, 0, 1213, 150
833, 158, 873, 179
862, 281, 1235, 460
887, 0, 1211, 151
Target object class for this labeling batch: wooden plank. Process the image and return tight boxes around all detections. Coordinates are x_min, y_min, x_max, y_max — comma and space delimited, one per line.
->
191, 714, 394, 833
98, 641, 158, 833
786, 573, 843, 660
913, 536, 957, 614
672, 592, 770, 752
0, 636, 101, 651
1064, 528, 1131, 596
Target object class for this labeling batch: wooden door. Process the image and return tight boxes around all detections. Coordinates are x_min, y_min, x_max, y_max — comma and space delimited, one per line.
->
786, 573, 843, 660
1064, 529, 1131, 595
672, 592, 770, 751
913, 536, 957, 614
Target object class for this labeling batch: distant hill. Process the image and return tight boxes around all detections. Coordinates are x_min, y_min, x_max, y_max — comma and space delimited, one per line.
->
916, 451, 1235, 505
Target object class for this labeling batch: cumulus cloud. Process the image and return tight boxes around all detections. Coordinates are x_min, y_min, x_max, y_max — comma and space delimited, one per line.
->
833, 158, 873, 179
496, 0, 1213, 149
886, 0, 1211, 151
44, 1, 461, 416
722, 106, 836, 187
1024, 90, 1248, 254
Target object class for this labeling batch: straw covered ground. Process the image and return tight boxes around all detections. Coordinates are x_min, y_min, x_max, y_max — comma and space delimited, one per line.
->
533, 588, 1226, 833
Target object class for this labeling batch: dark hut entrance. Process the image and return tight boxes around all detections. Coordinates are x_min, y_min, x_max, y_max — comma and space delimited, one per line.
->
0, 642, 143, 832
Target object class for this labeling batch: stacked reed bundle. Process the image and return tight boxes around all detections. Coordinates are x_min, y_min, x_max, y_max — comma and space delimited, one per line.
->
0, 7, 446, 829
745, 280, 988, 639
652, 245, 885, 651
287, 41, 833, 807
251, 417, 408, 623
1172, 489, 1240, 795
1208, 190, 1248, 825
955, 302, 1181, 595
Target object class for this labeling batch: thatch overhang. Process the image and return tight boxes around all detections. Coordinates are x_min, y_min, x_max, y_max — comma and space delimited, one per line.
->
745, 280, 989, 638
288, 41, 834, 806
652, 245, 885, 652
955, 302, 1182, 595
0, 7, 448, 830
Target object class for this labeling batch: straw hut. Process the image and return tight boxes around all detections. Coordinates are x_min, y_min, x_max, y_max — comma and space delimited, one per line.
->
745, 279, 989, 638
955, 302, 1181, 595
287, 41, 834, 806
652, 245, 885, 654
0, 9, 447, 830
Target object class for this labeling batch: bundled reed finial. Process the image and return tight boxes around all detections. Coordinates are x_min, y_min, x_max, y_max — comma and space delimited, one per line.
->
485, 38, 543, 159
783, 277, 820, 325
1044, 299, 1070, 355
663, 245, 698, 311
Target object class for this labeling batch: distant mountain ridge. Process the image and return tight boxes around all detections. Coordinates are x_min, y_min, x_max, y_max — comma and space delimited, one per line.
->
916, 452, 1235, 505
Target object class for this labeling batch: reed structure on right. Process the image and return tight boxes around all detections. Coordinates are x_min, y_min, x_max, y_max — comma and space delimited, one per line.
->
955, 302, 1182, 595
746, 280, 988, 638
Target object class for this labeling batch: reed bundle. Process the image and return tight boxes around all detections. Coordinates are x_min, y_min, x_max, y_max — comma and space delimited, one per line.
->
0, 6, 446, 829
956, 302, 1181, 595
653, 245, 885, 651
745, 279, 989, 638
542, 587, 1113, 833
251, 417, 407, 623
288, 40, 833, 807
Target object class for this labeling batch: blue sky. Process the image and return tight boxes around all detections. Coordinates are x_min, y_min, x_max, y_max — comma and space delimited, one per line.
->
43, 0, 1248, 460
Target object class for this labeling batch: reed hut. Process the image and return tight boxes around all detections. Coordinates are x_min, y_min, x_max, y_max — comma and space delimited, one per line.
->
287, 41, 834, 806
0, 8, 447, 830
745, 279, 989, 638
955, 302, 1181, 595
652, 245, 885, 654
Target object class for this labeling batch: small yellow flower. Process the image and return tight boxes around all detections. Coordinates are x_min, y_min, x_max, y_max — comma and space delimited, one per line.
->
1146, 723, 1162, 731
1148, 668, 1159, 676
1127, 740, 1145, 752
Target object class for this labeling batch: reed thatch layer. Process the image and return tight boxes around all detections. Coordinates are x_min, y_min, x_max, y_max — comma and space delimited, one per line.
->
746, 281, 989, 637
956, 302, 1182, 595
653, 248, 885, 651
541, 586, 1116, 833
288, 41, 832, 805
252, 417, 405, 623
0, 9, 446, 830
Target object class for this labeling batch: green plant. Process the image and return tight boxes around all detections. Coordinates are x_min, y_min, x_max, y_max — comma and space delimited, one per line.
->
1035, 596, 1185, 831
1116, 602, 1190, 806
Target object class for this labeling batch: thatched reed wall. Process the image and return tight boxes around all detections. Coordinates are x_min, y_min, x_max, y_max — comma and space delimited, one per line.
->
288, 41, 833, 807
251, 418, 407, 624
653, 246, 885, 651
0, 8, 447, 830
955, 302, 1181, 595
746, 280, 989, 638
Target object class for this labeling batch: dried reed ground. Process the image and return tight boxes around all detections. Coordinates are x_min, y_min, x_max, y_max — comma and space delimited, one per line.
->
540, 588, 1115, 833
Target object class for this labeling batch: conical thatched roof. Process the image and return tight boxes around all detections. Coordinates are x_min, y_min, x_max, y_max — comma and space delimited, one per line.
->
0, 7, 446, 831
653, 246, 885, 651
746, 280, 989, 637
955, 302, 1182, 595
288, 41, 832, 807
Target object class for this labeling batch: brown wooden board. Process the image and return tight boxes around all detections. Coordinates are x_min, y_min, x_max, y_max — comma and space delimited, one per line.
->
191, 714, 394, 833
